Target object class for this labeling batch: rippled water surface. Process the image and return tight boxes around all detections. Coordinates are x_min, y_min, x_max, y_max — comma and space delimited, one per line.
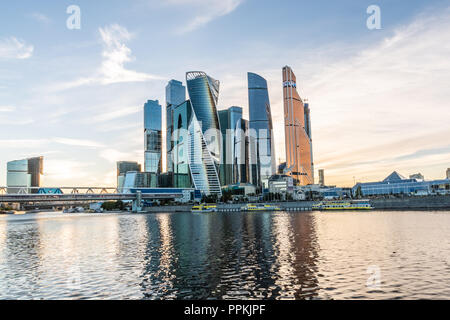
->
1, 210, 449, 300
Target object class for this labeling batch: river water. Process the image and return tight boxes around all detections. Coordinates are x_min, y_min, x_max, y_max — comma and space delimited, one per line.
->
0, 210, 449, 300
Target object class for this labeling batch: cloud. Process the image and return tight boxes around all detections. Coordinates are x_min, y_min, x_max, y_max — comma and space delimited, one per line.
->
55, 24, 162, 90
0, 106, 15, 112
44, 159, 93, 183
0, 108, 34, 125
99, 148, 141, 164
301, 9, 450, 185
0, 37, 34, 59
30, 12, 51, 24
52, 137, 105, 148
0, 139, 49, 148
169, 0, 243, 34
88, 105, 141, 123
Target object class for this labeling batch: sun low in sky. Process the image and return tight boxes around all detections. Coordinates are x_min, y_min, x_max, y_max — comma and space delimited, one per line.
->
0, 0, 449, 187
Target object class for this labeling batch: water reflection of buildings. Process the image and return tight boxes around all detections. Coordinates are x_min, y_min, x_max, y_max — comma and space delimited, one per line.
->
265, 212, 319, 299
137, 211, 320, 299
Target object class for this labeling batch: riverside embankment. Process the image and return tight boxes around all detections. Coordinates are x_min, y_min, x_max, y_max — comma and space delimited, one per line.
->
143, 196, 450, 213
371, 195, 450, 210
144, 201, 315, 213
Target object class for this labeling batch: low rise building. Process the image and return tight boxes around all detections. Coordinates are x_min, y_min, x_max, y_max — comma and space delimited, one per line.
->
268, 175, 294, 196
352, 171, 450, 197
222, 183, 257, 196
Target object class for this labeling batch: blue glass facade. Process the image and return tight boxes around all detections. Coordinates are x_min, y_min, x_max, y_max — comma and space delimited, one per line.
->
218, 106, 243, 186
166, 80, 186, 173
172, 101, 193, 188
248, 72, 276, 190
144, 100, 162, 175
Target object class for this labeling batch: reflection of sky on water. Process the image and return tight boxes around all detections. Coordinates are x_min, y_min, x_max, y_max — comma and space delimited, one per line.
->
0, 211, 449, 299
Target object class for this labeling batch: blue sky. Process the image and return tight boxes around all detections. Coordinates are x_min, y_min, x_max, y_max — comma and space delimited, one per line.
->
1, 0, 449, 187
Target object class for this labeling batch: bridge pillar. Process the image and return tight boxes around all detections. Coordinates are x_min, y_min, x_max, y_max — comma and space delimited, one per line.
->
132, 191, 143, 213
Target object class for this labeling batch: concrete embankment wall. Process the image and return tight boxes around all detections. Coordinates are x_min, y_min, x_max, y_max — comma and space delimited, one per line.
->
371, 196, 450, 210
144, 201, 315, 213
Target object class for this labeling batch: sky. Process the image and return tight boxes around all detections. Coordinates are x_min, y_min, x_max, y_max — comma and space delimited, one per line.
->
0, 0, 449, 188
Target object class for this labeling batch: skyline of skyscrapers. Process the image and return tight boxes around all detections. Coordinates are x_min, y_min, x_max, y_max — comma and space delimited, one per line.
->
113, 67, 317, 196
283, 66, 314, 186
5, 67, 448, 194
248, 72, 276, 191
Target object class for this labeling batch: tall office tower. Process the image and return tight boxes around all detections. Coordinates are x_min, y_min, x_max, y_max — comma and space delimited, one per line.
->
446, 168, 450, 180
186, 71, 222, 196
117, 161, 141, 190
218, 106, 243, 186
7, 156, 43, 194
171, 100, 193, 188
166, 80, 186, 173
318, 169, 325, 186
283, 66, 314, 186
248, 72, 276, 191
234, 118, 250, 184
144, 100, 162, 176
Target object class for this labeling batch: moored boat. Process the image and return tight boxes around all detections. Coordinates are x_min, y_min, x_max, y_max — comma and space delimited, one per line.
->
241, 204, 281, 212
191, 204, 218, 213
312, 200, 373, 211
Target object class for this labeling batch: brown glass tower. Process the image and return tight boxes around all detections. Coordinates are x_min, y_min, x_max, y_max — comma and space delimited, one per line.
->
283, 66, 314, 185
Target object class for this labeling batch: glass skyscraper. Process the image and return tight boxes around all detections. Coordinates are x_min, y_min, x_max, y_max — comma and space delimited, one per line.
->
166, 80, 186, 173
218, 106, 243, 186
248, 72, 276, 191
172, 100, 193, 188
234, 118, 250, 184
186, 71, 222, 196
283, 66, 314, 185
144, 100, 162, 175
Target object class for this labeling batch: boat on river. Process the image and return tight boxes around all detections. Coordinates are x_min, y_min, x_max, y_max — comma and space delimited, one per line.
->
312, 200, 373, 211
191, 204, 218, 213
241, 204, 281, 212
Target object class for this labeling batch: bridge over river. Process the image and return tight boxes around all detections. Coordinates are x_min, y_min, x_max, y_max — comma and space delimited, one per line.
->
0, 187, 185, 212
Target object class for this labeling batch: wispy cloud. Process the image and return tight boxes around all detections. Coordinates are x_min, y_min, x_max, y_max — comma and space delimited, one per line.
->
0, 108, 34, 125
87, 105, 141, 123
0, 37, 33, 59
52, 137, 105, 148
54, 24, 162, 91
0, 106, 15, 112
169, 0, 243, 34
0, 139, 49, 148
29, 12, 51, 24
99, 148, 141, 164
